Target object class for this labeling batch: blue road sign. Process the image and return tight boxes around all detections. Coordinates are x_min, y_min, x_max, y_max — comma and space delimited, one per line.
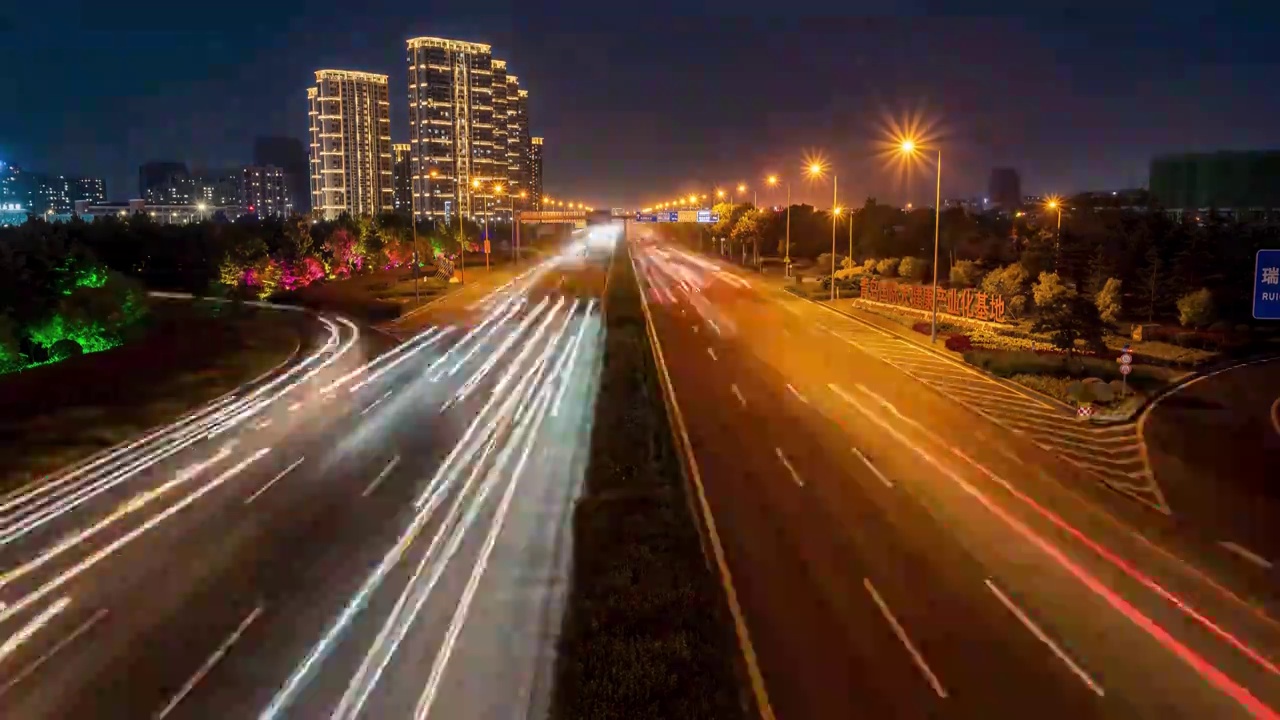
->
1254, 249, 1280, 320
634, 213, 658, 223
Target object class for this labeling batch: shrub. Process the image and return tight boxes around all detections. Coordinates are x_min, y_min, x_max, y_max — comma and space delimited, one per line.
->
876, 257, 900, 277
1032, 271, 1074, 309
863, 258, 878, 273
1095, 277, 1122, 324
980, 263, 1030, 318
945, 333, 974, 352
898, 257, 928, 282
950, 260, 984, 288
912, 321, 931, 336
48, 338, 84, 362
1177, 288, 1216, 329
815, 253, 847, 275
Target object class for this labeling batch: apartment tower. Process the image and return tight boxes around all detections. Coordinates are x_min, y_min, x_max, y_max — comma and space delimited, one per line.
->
307, 69, 393, 219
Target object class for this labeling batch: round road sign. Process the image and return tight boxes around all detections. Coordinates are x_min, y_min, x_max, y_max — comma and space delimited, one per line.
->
1120, 363, 1132, 376
1119, 352, 1132, 365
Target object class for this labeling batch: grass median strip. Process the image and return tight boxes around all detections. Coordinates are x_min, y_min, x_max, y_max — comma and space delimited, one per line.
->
551, 243, 746, 719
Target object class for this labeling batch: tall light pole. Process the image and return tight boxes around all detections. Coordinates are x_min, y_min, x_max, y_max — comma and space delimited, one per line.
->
1046, 196, 1063, 261
767, 174, 791, 276
514, 190, 526, 267
807, 161, 838, 301
898, 139, 942, 343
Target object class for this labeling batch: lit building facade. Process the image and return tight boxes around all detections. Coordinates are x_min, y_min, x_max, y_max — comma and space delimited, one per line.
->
405, 37, 535, 222
241, 165, 289, 217
140, 161, 193, 205
194, 169, 243, 207
307, 69, 393, 220
392, 143, 412, 212
529, 137, 544, 210
0, 163, 106, 217
74, 199, 247, 224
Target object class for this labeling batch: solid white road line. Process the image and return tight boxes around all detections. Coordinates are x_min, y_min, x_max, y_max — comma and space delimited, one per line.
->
360, 390, 393, 416
863, 578, 948, 698
0, 608, 107, 699
785, 383, 809, 405
0, 596, 72, 665
851, 448, 893, 488
707, 347, 718, 361
984, 579, 1105, 696
731, 384, 747, 408
245, 457, 306, 505
1219, 541, 1274, 570
154, 605, 264, 719
362, 455, 401, 498
775, 448, 804, 487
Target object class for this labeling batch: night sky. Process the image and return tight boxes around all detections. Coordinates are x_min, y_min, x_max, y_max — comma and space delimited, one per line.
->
3, 3, 1278, 209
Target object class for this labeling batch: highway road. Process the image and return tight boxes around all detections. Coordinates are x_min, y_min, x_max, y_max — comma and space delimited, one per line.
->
1142, 358, 1280, 568
0, 233, 612, 719
630, 232, 1280, 719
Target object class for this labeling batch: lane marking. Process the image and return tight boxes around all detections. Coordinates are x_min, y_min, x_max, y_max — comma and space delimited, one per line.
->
832, 383, 1280, 716
362, 455, 401, 498
707, 347, 718, 361
245, 457, 306, 505
984, 579, 1104, 696
693, 325, 699, 333
287, 401, 304, 413
863, 578, 947, 698
253, 418, 273, 430
851, 448, 893, 488
774, 448, 804, 487
0, 596, 72, 665
360, 390, 394, 416
785, 383, 809, 405
731, 384, 747, 408
154, 605, 264, 719
1219, 541, 1274, 570
0, 608, 107, 699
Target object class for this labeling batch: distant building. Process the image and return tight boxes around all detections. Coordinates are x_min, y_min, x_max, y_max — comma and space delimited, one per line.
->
0, 163, 106, 216
241, 165, 289, 217
254, 136, 309, 215
1068, 189, 1149, 210
193, 168, 243, 207
139, 161, 194, 205
987, 168, 1022, 211
75, 199, 246, 224
530, 137, 544, 211
942, 197, 984, 213
307, 69, 393, 220
392, 143, 412, 212
1150, 150, 1280, 222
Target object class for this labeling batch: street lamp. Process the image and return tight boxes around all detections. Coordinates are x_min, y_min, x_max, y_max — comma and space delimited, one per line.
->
898, 137, 942, 343
766, 174, 792, 276
1046, 196, 1063, 253
807, 160, 839, 301
514, 190, 527, 266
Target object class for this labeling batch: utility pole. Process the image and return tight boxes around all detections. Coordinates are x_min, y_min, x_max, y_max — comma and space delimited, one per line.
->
411, 214, 420, 303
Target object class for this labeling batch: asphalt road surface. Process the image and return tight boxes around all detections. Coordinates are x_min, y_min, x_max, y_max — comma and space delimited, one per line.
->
1142, 358, 1280, 568
630, 232, 1280, 719
0, 235, 612, 719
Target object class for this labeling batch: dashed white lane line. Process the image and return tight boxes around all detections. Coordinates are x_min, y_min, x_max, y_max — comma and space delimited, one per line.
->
707, 347, 718, 361
253, 418, 273, 431
362, 455, 402, 498
693, 325, 700, 333
0, 608, 108, 699
775, 448, 804, 487
1219, 541, 1274, 570
360, 390, 393, 416
851, 448, 893, 488
863, 578, 948, 698
786, 383, 809, 404
245, 457, 306, 504
985, 579, 1105, 696
731, 384, 747, 408
154, 605, 265, 719
288, 401, 304, 413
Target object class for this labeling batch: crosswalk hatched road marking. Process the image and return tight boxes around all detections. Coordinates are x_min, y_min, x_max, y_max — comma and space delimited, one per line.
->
828, 321, 1168, 513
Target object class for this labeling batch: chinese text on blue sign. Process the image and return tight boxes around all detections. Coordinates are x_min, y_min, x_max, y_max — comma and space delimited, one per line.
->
1254, 249, 1280, 320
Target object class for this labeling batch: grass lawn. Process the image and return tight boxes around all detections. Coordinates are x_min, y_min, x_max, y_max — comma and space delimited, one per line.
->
281, 267, 453, 323
0, 300, 303, 492
551, 243, 746, 719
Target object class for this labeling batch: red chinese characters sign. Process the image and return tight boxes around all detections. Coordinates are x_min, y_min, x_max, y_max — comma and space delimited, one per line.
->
858, 278, 1007, 323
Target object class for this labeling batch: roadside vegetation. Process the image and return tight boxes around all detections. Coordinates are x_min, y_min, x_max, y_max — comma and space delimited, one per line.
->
551, 241, 746, 719
664, 197, 1279, 413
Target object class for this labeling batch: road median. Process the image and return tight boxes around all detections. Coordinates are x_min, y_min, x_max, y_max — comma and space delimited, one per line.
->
550, 240, 749, 719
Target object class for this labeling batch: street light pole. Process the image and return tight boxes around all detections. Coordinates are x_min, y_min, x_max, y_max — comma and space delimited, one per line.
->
830, 174, 838, 301
930, 150, 941, 343
411, 213, 420, 303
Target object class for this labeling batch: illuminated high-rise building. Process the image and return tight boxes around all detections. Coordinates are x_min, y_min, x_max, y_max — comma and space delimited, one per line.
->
392, 143, 412, 212
307, 69, 393, 219
529, 137, 543, 210
406, 37, 535, 222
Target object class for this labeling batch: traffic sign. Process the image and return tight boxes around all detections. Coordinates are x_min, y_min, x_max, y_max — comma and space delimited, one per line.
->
1119, 364, 1132, 376
634, 213, 658, 223
1254, 249, 1280, 320
1119, 352, 1132, 365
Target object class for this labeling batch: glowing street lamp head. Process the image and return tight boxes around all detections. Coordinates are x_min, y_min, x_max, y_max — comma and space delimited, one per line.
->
471, 179, 481, 189
833, 206, 843, 216
899, 139, 917, 155
687, 194, 697, 204
493, 183, 505, 195
766, 175, 778, 186
196, 202, 207, 212
518, 190, 527, 198
1046, 196, 1061, 210
716, 189, 725, 199
807, 162, 823, 176
737, 183, 746, 193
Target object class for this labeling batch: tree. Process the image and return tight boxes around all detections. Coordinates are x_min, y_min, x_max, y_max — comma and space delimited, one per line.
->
980, 263, 1030, 318
0, 313, 22, 371
876, 257, 900, 277
1032, 271, 1074, 310
949, 259, 984, 288
730, 210, 763, 262
1032, 293, 1108, 360
1176, 288, 1216, 329
1095, 277, 1122, 324
1135, 243, 1163, 323
898, 257, 928, 282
